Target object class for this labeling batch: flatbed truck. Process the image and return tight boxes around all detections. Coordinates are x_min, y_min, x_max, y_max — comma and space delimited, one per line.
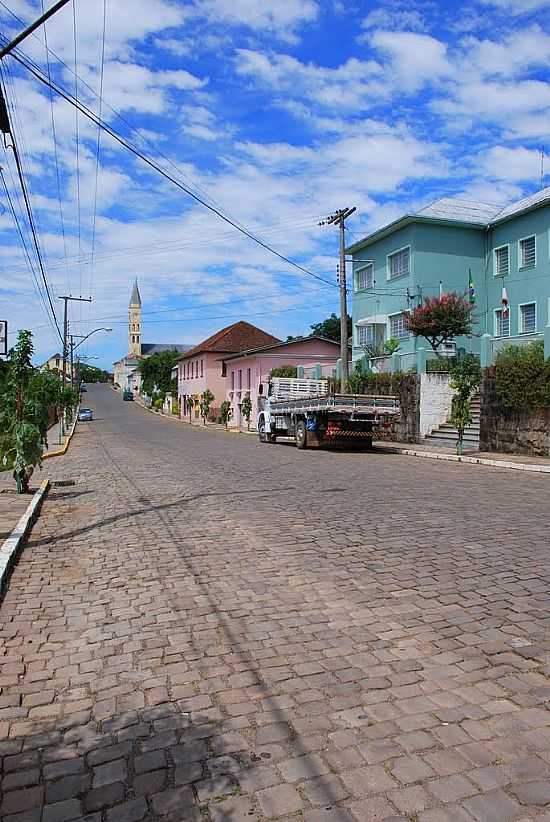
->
257, 377, 400, 450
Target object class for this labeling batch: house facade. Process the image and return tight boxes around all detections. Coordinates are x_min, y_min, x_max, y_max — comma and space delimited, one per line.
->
348, 188, 550, 365
222, 336, 341, 429
176, 321, 280, 422
40, 352, 73, 381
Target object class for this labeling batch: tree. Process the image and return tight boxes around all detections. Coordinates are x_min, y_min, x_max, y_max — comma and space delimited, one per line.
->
310, 313, 352, 342
77, 364, 111, 383
0, 331, 77, 493
405, 293, 474, 356
241, 392, 252, 430
200, 389, 214, 425
187, 395, 196, 421
449, 354, 481, 455
220, 399, 232, 429
137, 349, 179, 397
270, 365, 298, 378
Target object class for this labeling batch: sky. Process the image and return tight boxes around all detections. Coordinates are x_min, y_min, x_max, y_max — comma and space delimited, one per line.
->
0, 0, 549, 369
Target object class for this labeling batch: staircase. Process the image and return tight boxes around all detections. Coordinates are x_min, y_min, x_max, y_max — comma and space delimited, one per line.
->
423, 395, 481, 451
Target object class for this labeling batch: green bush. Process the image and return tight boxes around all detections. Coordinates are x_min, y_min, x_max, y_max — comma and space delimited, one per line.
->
270, 365, 298, 378
495, 341, 550, 411
153, 397, 164, 410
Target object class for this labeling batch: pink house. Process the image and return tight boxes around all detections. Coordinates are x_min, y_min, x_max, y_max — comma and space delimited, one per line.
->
177, 321, 280, 422
222, 336, 341, 430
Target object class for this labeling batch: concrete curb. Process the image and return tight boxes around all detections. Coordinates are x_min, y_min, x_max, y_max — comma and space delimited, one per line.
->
134, 398, 255, 435
375, 444, 550, 474
0, 479, 50, 598
43, 409, 79, 460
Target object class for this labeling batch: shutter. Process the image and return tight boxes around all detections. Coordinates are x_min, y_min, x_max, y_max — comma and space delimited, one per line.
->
520, 236, 536, 268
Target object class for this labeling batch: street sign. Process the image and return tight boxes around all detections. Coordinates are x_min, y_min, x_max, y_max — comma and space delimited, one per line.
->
0, 320, 6, 356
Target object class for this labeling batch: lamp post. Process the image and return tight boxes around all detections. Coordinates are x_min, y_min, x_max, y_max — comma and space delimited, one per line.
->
69, 328, 112, 387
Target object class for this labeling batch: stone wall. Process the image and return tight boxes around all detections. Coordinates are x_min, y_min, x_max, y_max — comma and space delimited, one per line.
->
371, 374, 420, 443
480, 371, 550, 456
419, 372, 453, 437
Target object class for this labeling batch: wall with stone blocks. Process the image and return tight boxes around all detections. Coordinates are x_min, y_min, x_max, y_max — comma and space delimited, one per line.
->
480, 371, 550, 456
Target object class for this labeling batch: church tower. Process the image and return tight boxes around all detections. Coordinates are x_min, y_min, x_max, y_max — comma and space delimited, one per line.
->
128, 279, 142, 356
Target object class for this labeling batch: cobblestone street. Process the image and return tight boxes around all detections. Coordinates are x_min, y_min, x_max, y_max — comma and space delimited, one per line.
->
1, 384, 549, 822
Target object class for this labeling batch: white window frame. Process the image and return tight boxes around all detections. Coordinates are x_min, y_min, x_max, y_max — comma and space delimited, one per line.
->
387, 245, 411, 281
518, 234, 536, 270
388, 311, 409, 340
355, 261, 374, 291
518, 301, 537, 334
494, 307, 510, 338
493, 244, 509, 278
356, 324, 375, 347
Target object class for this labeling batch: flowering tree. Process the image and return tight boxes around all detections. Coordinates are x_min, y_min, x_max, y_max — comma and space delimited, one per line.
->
405, 293, 474, 355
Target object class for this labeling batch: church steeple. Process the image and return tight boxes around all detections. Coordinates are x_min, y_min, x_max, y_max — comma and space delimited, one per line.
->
128, 279, 142, 356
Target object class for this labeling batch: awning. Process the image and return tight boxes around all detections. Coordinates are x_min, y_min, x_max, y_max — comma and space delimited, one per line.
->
356, 314, 388, 327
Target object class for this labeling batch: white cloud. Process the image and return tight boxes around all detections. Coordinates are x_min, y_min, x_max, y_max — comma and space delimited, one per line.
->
235, 49, 385, 112
191, 0, 319, 42
477, 145, 544, 181
361, 6, 428, 32
478, 0, 550, 12
370, 31, 451, 92
460, 26, 550, 77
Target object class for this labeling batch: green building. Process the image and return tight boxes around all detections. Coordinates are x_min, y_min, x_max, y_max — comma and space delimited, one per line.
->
348, 187, 550, 366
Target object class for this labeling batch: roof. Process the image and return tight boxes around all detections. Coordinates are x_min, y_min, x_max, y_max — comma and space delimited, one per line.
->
141, 343, 192, 356
491, 186, 550, 224
129, 279, 141, 306
347, 186, 550, 253
177, 321, 281, 360
416, 198, 502, 225
221, 335, 341, 362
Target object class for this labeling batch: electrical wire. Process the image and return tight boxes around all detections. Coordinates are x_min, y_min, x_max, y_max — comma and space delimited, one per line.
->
88, 0, 106, 322
71, 0, 81, 287
5, 42, 339, 291
0, 164, 59, 342
40, 0, 70, 295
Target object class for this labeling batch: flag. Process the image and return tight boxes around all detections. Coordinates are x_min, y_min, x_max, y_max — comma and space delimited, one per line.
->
468, 269, 476, 305
502, 286, 509, 317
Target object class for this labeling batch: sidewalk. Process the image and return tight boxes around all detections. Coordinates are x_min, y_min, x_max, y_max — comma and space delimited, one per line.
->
374, 438, 550, 473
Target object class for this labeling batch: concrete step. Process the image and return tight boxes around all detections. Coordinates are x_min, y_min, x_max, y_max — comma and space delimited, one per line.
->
438, 424, 480, 435
425, 433, 480, 446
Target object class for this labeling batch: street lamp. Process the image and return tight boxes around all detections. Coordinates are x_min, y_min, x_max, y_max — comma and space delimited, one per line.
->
70, 328, 112, 387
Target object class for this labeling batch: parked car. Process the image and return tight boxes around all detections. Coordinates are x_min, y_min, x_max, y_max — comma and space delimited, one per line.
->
77, 408, 93, 421
123, 390, 134, 401
80, 385, 87, 392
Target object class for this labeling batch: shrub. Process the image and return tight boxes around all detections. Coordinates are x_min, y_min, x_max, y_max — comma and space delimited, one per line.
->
200, 389, 214, 425
406, 293, 474, 355
220, 399, 232, 429
449, 354, 481, 454
241, 392, 253, 430
270, 365, 298, 378
495, 341, 550, 411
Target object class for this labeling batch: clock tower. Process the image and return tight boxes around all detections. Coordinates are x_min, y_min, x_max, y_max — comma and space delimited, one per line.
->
128, 279, 141, 356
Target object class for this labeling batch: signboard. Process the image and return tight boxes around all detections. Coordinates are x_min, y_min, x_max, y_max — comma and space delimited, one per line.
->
0, 321, 6, 356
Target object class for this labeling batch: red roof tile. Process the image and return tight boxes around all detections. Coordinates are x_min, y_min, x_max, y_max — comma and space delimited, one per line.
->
177, 321, 280, 360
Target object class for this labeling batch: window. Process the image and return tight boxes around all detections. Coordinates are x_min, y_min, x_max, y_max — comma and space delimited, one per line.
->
355, 262, 374, 291
200, 359, 203, 378
356, 325, 374, 346
231, 371, 234, 390
238, 369, 242, 390
519, 235, 536, 269
519, 302, 536, 334
494, 308, 509, 337
494, 245, 509, 278
247, 368, 251, 390
388, 247, 410, 280
389, 312, 408, 339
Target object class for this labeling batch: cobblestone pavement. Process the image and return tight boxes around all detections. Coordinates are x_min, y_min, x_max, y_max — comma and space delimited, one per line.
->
1, 384, 550, 822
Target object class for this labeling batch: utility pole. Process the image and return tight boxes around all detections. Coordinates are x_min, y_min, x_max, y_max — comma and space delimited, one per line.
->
321, 207, 356, 392
59, 295, 92, 386
0, 0, 72, 59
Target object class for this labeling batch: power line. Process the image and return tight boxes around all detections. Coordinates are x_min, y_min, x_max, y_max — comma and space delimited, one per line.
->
6, 43, 339, 291
71, 0, 82, 299
89, 0, 106, 306
40, 0, 70, 295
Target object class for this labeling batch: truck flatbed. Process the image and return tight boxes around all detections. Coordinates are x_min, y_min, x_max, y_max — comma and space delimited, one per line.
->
268, 393, 400, 416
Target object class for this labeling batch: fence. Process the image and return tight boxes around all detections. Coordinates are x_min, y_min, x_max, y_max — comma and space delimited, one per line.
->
481, 331, 547, 367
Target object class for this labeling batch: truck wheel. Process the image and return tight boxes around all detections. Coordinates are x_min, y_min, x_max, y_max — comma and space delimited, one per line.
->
259, 419, 275, 443
258, 418, 267, 442
295, 420, 307, 449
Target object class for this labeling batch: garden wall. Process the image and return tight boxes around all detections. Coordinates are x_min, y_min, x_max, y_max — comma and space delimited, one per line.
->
419, 373, 453, 437
480, 371, 550, 456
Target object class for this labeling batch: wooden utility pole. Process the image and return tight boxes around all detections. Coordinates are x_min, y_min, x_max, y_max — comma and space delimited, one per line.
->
58, 295, 92, 385
0, 0, 72, 59
323, 207, 356, 392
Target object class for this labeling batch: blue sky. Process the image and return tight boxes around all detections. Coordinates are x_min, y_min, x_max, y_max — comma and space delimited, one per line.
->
1, 0, 549, 368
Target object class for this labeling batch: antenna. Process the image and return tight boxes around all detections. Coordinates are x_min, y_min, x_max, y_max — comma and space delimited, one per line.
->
541, 146, 545, 190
